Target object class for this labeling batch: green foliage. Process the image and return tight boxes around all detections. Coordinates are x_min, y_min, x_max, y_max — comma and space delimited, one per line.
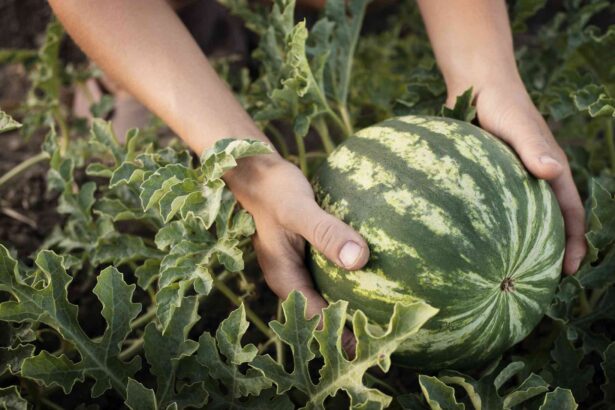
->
0, 0, 614, 408
0, 111, 21, 133
0, 247, 141, 397
440, 88, 477, 123
252, 292, 438, 409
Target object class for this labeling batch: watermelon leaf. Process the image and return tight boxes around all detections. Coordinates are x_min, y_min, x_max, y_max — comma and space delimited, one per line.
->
511, 0, 547, 32
543, 335, 594, 402
602, 342, 615, 404
441, 87, 477, 122
252, 291, 438, 409
539, 387, 578, 410
0, 246, 142, 398
418, 375, 464, 410
143, 296, 206, 409
0, 111, 22, 133
0, 386, 28, 410
434, 360, 549, 409
125, 379, 159, 410
195, 305, 272, 398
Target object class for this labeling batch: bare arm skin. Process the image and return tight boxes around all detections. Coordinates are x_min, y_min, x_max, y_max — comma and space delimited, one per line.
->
48, 0, 368, 351
417, 0, 587, 274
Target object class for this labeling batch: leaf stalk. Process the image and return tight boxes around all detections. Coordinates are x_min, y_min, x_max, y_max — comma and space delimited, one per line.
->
0, 151, 48, 189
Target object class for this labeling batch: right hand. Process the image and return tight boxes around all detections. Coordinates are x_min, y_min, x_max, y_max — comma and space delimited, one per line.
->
224, 153, 370, 355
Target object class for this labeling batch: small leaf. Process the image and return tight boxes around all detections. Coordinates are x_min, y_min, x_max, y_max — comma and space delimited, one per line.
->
544, 335, 594, 401
584, 180, 615, 263
196, 305, 271, 398
441, 87, 476, 122
21, 352, 83, 394
418, 375, 464, 410
539, 387, 578, 410
511, 0, 547, 32
502, 373, 549, 408
125, 379, 158, 410
0, 386, 28, 410
602, 342, 615, 404
144, 296, 200, 408
0, 111, 22, 133
0, 344, 35, 376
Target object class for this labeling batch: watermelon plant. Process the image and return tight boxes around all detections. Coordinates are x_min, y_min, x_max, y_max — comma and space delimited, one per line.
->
0, 0, 613, 409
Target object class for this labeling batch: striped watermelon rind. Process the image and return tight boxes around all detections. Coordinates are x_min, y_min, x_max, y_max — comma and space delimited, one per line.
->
308, 115, 564, 370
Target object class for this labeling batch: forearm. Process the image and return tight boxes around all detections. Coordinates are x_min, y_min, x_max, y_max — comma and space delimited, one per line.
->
416, 0, 522, 95
48, 0, 268, 155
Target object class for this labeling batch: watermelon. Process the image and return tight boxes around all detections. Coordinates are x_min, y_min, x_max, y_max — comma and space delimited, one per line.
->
308, 115, 565, 370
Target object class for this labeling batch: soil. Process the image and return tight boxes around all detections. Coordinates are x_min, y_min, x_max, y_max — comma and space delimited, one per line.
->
0, 59, 56, 260
0, 129, 59, 260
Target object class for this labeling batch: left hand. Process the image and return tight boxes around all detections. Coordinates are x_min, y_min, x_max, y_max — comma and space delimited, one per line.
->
446, 81, 586, 275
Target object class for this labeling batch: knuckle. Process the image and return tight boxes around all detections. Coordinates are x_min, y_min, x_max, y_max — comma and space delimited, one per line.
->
312, 218, 336, 254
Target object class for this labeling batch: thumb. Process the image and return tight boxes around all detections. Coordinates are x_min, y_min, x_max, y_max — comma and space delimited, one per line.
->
287, 200, 369, 270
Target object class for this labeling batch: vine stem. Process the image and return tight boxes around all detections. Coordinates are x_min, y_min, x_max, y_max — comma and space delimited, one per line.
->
118, 337, 145, 361
0, 151, 48, 189
53, 108, 70, 155
213, 277, 274, 338
40, 397, 64, 410
589, 286, 607, 308
337, 104, 354, 138
265, 123, 290, 158
578, 290, 591, 316
275, 299, 285, 365
313, 118, 335, 154
294, 132, 308, 175
326, 107, 352, 139
605, 118, 615, 173
364, 372, 400, 396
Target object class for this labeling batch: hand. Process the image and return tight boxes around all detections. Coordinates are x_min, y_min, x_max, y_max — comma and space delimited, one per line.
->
225, 154, 370, 354
447, 81, 586, 274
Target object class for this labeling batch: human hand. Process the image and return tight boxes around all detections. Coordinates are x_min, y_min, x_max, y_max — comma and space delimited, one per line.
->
446, 80, 586, 275
224, 154, 370, 354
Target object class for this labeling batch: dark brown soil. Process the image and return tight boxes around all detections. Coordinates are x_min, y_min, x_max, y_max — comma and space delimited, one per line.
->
0, 129, 59, 260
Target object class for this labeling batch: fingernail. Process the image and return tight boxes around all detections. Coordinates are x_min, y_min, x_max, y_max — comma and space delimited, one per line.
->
539, 155, 561, 167
339, 241, 361, 268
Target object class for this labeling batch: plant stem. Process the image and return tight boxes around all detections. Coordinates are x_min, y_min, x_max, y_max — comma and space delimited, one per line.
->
40, 397, 64, 410
589, 286, 607, 308
364, 372, 400, 396
294, 132, 308, 175
213, 277, 274, 338
53, 108, 70, 155
605, 118, 615, 173
275, 299, 284, 365
258, 337, 277, 353
337, 104, 354, 137
266, 123, 290, 158
118, 337, 145, 361
313, 118, 335, 154
131, 305, 157, 330
326, 108, 352, 139
578, 289, 591, 316
0, 151, 48, 189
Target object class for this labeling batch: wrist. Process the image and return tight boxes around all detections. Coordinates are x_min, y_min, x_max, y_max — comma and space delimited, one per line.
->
445, 64, 525, 105
223, 151, 285, 205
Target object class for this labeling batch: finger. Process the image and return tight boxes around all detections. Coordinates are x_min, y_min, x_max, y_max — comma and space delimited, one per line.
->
283, 200, 370, 271
254, 231, 356, 357
342, 329, 357, 359
550, 169, 587, 274
482, 109, 564, 181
